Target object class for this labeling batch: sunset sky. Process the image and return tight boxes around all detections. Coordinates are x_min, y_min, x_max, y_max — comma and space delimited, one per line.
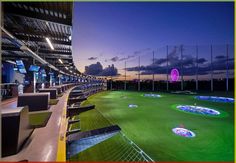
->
72, 2, 234, 80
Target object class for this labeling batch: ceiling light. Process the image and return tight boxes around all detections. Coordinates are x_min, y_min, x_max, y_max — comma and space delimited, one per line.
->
45, 37, 54, 50
5, 60, 16, 65
58, 59, 63, 64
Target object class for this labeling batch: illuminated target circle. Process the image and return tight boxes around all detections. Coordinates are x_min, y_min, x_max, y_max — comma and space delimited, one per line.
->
172, 127, 196, 138
170, 68, 180, 82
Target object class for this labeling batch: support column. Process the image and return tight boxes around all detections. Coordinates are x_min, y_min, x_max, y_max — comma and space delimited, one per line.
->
196, 45, 199, 91
124, 61, 127, 91
211, 45, 213, 92
58, 75, 61, 85
138, 56, 141, 91
110, 76, 112, 90
152, 51, 155, 91
166, 46, 169, 91
49, 69, 52, 87
33, 72, 36, 93
181, 46, 184, 91
226, 44, 229, 91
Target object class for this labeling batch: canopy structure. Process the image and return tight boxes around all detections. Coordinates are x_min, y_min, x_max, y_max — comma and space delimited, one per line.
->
2, 2, 80, 77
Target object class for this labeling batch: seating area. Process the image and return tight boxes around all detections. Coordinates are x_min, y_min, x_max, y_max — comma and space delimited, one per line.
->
2, 106, 33, 157
38, 88, 58, 99
1, 82, 106, 161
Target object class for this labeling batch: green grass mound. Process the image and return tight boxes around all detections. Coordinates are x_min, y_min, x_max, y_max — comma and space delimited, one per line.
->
29, 111, 52, 128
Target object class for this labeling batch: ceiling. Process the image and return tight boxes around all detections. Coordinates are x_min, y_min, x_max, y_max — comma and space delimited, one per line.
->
2, 2, 80, 76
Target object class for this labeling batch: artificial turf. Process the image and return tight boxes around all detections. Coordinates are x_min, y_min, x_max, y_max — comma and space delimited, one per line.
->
70, 91, 234, 162
29, 111, 52, 128
49, 99, 59, 105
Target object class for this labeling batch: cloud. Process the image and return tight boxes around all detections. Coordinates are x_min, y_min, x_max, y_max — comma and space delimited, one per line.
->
110, 56, 119, 62
215, 55, 225, 60
84, 62, 118, 76
107, 54, 137, 63
197, 58, 207, 64
88, 57, 98, 61
119, 55, 136, 61
104, 48, 151, 63
134, 48, 151, 55
126, 45, 234, 76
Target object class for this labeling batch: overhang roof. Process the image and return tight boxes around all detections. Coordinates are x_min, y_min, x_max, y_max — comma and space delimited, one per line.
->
2, 2, 80, 76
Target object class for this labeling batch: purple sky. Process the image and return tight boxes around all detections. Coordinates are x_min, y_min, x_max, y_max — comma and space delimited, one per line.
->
72, 2, 234, 80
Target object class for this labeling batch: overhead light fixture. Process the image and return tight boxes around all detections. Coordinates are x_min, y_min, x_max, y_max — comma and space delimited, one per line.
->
58, 59, 63, 64
5, 60, 16, 65
65, 67, 68, 70
45, 37, 54, 50
69, 35, 72, 41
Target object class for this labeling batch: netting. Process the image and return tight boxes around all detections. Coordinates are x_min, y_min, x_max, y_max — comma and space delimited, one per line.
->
68, 106, 154, 162
109, 44, 234, 92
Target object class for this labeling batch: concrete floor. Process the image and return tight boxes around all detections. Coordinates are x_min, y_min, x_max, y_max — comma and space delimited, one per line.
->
1, 88, 72, 161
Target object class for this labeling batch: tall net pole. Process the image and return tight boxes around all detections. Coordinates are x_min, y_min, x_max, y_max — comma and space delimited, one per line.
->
166, 46, 169, 91
226, 44, 229, 91
211, 45, 213, 92
152, 51, 155, 91
138, 56, 141, 91
124, 61, 127, 91
195, 45, 199, 91
180, 45, 183, 91
110, 76, 112, 90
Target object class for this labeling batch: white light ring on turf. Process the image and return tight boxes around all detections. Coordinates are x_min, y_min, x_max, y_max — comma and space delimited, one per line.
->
128, 104, 138, 108
177, 105, 220, 116
143, 94, 161, 98
195, 96, 234, 103
172, 128, 196, 138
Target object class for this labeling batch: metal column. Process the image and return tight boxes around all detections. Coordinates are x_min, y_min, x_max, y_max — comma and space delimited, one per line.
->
181, 46, 184, 91
138, 56, 141, 91
152, 51, 155, 91
124, 61, 127, 90
210, 45, 213, 92
196, 45, 199, 91
226, 44, 229, 91
166, 46, 169, 91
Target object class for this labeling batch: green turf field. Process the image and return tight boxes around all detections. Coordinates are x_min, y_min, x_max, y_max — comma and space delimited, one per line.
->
29, 111, 52, 128
70, 91, 234, 162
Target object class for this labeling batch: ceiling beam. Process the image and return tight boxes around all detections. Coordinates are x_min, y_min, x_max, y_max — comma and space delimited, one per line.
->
4, 4, 72, 26
2, 46, 72, 55
15, 35, 71, 45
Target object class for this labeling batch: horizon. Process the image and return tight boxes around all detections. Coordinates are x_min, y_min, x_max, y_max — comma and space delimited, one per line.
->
72, 2, 234, 80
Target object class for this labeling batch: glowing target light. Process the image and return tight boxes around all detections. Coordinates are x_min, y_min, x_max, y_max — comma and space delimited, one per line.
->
170, 68, 179, 82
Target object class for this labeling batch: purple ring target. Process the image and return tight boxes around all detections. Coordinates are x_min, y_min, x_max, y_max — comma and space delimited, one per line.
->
171, 68, 180, 82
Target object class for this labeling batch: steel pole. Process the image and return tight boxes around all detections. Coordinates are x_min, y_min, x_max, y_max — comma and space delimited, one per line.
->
138, 56, 141, 91
166, 46, 169, 91
152, 51, 155, 91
